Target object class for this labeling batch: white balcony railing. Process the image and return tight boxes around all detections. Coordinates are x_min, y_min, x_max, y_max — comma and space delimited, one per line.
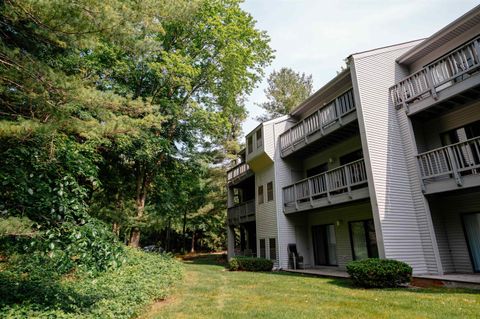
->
390, 36, 480, 108
417, 136, 480, 187
283, 159, 367, 209
279, 89, 356, 152
227, 162, 250, 183
227, 199, 255, 225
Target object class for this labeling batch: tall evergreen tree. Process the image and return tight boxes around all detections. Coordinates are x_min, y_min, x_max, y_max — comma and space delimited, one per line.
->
256, 67, 313, 121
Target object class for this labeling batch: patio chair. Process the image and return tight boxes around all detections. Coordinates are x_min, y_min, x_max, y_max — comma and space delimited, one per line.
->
287, 243, 304, 270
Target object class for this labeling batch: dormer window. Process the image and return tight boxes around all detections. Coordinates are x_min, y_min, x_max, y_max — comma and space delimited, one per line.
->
256, 129, 263, 148
247, 136, 253, 154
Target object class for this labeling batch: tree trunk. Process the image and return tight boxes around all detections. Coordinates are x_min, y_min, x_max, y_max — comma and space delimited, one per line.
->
129, 165, 148, 248
190, 231, 195, 253
165, 218, 171, 252
182, 211, 187, 253
112, 222, 121, 237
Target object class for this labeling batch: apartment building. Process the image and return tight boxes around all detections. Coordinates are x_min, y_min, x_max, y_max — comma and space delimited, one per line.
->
227, 5, 480, 276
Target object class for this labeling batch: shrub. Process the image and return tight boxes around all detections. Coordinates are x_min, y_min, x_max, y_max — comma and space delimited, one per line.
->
346, 258, 412, 288
228, 256, 273, 272
0, 247, 183, 318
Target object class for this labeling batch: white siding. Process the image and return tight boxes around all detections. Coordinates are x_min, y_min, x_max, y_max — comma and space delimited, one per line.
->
273, 119, 298, 269
255, 164, 278, 265
351, 41, 442, 274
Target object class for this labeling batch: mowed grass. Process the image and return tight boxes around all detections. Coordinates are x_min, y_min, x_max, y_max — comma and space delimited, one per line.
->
147, 255, 480, 319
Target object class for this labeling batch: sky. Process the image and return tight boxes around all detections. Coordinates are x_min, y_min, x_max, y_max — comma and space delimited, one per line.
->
239, 0, 479, 135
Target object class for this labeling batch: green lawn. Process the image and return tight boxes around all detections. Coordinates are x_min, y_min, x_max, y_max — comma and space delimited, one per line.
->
146, 255, 480, 319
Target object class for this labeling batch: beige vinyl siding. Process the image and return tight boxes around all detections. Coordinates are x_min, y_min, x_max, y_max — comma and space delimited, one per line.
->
429, 191, 480, 273
351, 41, 441, 274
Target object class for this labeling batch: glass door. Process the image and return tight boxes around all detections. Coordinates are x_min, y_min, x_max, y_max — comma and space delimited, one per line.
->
349, 219, 379, 260
463, 213, 480, 272
311, 224, 337, 266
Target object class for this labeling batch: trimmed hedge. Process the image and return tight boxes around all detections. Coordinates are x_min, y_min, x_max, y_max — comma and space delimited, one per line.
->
228, 256, 273, 272
346, 258, 412, 288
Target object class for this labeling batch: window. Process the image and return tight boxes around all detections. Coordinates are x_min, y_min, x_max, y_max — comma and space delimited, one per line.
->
259, 239, 266, 258
349, 219, 378, 260
257, 185, 264, 204
256, 129, 263, 148
247, 136, 253, 154
269, 238, 276, 260
267, 182, 273, 201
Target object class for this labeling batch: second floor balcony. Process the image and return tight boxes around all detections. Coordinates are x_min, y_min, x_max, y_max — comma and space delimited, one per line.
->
227, 162, 253, 185
227, 199, 256, 226
390, 36, 480, 114
283, 159, 369, 214
417, 136, 480, 194
279, 89, 357, 158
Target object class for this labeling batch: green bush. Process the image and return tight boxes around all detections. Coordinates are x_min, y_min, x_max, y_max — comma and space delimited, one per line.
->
346, 258, 412, 288
228, 256, 273, 272
0, 248, 183, 318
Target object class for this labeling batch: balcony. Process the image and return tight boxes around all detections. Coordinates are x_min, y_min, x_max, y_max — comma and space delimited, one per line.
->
279, 90, 357, 158
227, 200, 256, 226
390, 36, 480, 114
227, 162, 253, 185
283, 159, 369, 214
417, 136, 480, 194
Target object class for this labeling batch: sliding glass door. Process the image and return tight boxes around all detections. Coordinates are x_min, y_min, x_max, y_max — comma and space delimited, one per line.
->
463, 213, 480, 272
312, 224, 337, 266
349, 219, 378, 260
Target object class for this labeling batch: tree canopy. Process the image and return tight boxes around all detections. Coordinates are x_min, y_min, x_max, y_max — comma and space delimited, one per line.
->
256, 67, 313, 121
0, 0, 273, 272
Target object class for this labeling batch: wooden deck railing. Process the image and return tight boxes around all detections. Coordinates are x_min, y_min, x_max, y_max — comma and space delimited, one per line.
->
417, 136, 480, 187
283, 159, 367, 209
390, 36, 480, 108
227, 199, 256, 225
279, 89, 356, 152
227, 162, 250, 182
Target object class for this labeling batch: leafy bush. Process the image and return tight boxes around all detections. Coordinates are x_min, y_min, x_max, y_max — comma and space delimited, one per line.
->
228, 256, 273, 272
0, 248, 183, 318
346, 258, 412, 288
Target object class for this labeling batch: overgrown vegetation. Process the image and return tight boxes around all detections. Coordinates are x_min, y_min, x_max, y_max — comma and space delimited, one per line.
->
0, 248, 182, 318
346, 258, 412, 288
228, 256, 273, 272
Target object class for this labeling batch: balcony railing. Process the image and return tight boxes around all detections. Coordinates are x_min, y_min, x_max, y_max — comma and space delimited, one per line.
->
283, 159, 368, 211
227, 162, 251, 183
279, 89, 356, 152
227, 200, 255, 225
417, 136, 480, 190
390, 36, 480, 108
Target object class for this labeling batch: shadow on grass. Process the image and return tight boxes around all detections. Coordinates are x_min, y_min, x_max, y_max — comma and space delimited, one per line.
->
266, 270, 480, 295
0, 271, 102, 314
185, 254, 480, 296
181, 253, 227, 266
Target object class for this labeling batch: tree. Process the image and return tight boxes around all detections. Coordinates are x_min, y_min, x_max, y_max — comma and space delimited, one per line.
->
256, 68, 313, 121
0, 0, 273, 272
